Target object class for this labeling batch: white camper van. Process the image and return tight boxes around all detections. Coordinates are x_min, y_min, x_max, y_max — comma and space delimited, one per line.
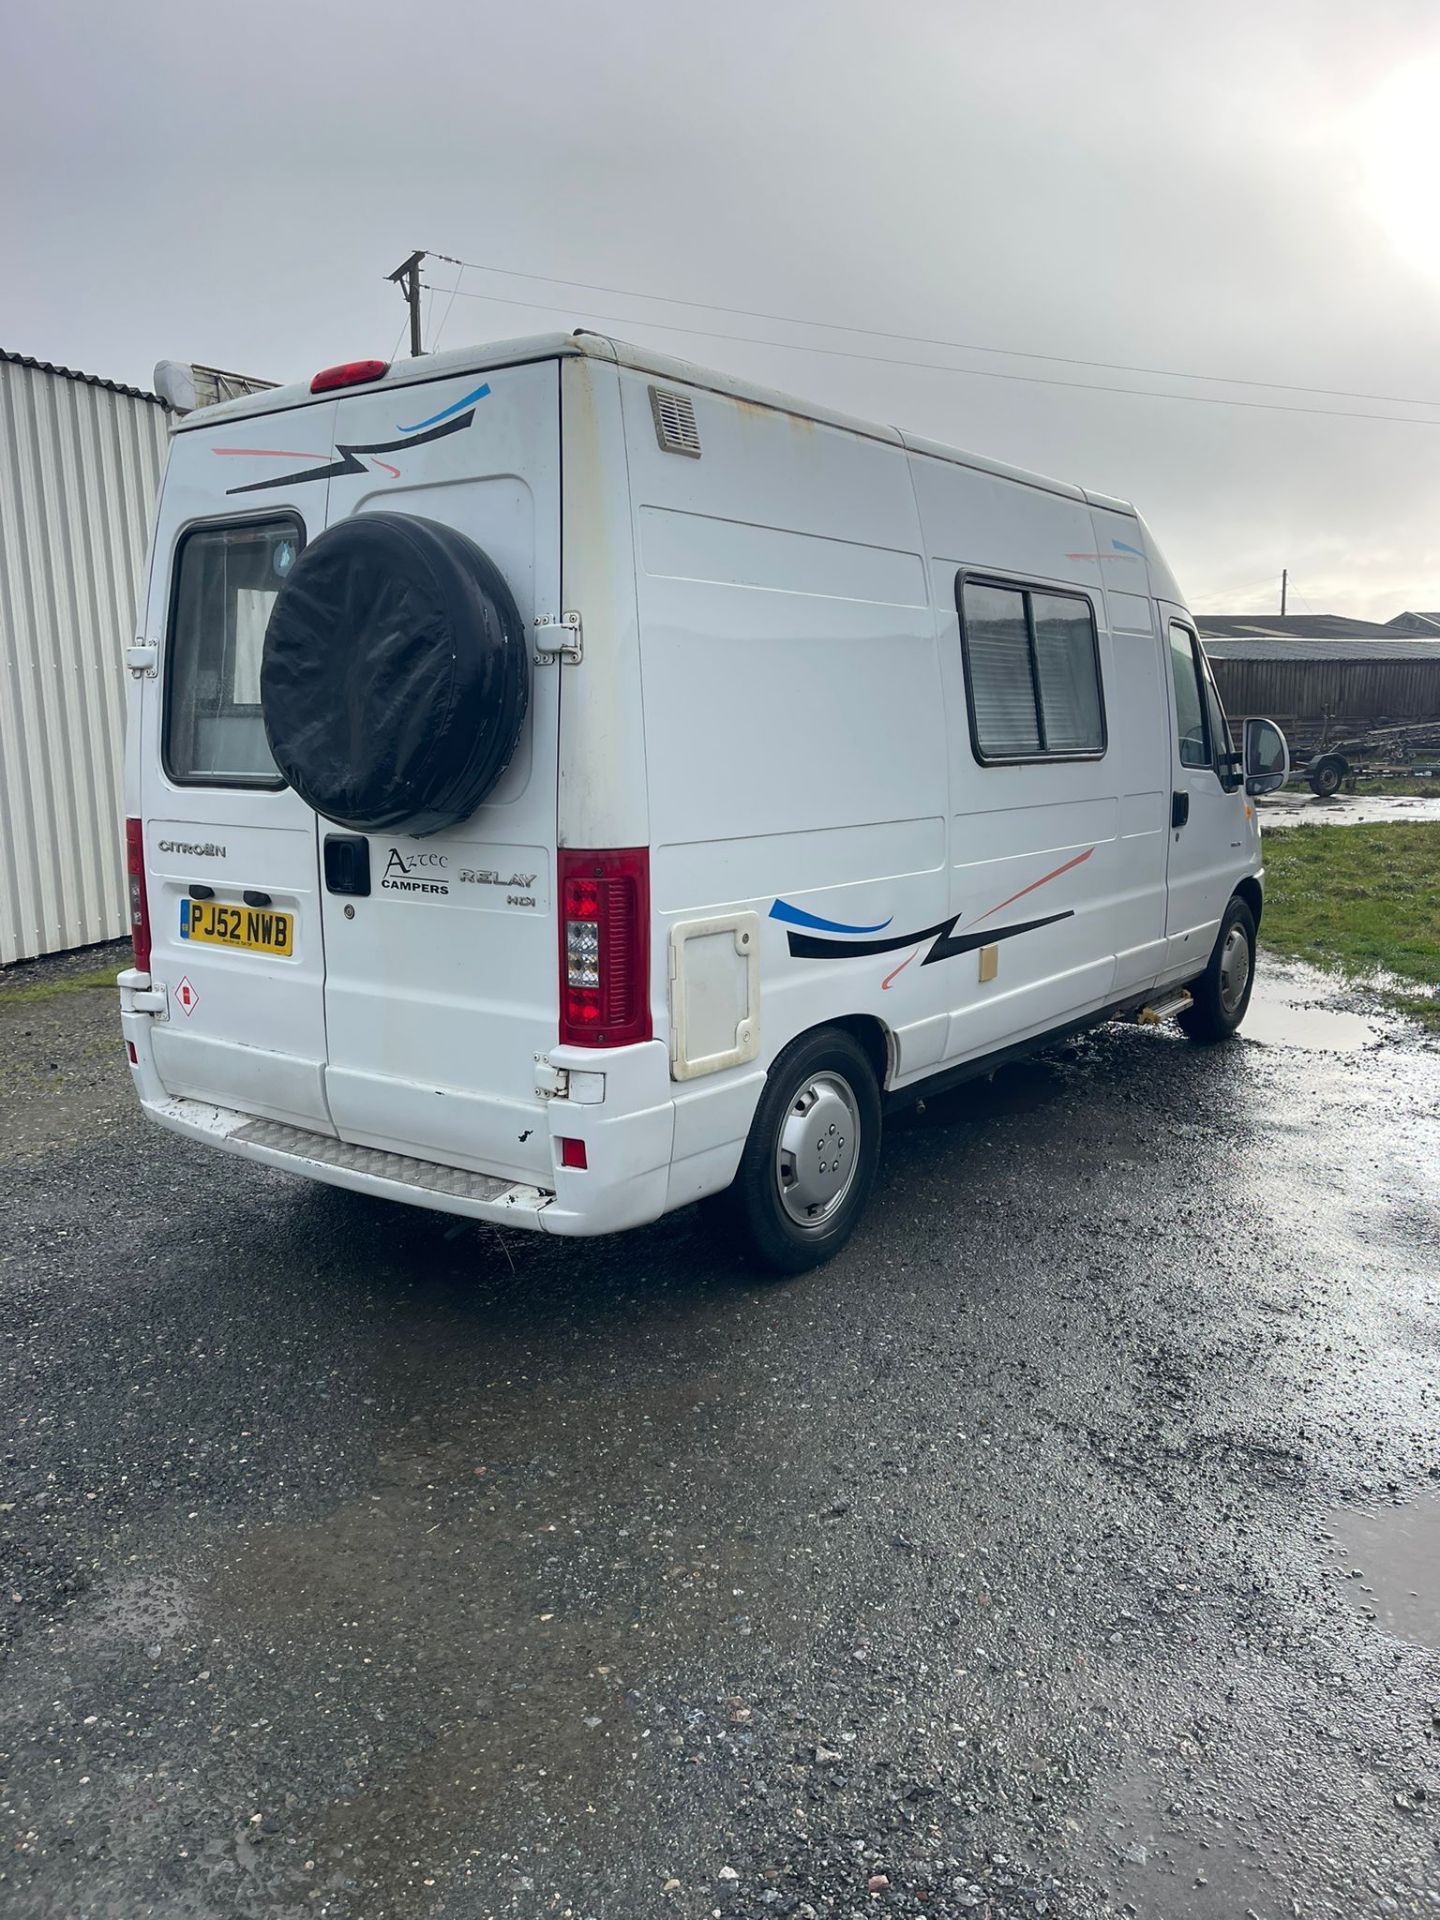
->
119, 332, 1289, 1271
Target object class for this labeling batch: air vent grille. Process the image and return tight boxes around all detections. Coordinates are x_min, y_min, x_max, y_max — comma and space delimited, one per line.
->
649, 385, 701, 458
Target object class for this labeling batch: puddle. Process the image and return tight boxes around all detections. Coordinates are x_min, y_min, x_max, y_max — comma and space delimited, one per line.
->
1241, 971, 1379, 1052
1323, 1492, 1440, 1649
1099, 1762, 1281, 1920
1258, 794, 1440, 827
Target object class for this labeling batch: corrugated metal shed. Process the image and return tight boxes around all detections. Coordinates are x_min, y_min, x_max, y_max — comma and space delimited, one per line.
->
1196, 613, 1400, 641
1200, 631, 1440, 733
1, 352, 170, 964
1201, 635, 1440, 662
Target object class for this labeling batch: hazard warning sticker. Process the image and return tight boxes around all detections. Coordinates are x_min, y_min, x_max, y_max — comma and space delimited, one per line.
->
175, 976, 200, 1017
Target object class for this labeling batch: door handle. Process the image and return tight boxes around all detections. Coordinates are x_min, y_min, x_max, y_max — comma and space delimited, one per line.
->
1171, 791, 1190, 829
324, 834, 371, 896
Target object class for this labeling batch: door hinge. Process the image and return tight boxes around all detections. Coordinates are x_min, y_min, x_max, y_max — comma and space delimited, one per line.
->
532, 611, 582, 665
130, 983, 168, 1017
533, 1057, 570, 1099
125, 641, 158, 678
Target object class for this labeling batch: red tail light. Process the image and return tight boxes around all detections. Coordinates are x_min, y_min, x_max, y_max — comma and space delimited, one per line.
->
309, 358, 389, 393
558, 848, 651, 1047
125, 817, 151, 972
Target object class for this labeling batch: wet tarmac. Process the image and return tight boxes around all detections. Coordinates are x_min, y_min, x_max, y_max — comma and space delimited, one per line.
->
1, 946, 1437, 1920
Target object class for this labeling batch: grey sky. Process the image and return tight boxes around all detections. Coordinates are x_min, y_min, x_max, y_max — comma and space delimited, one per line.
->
7, 0, 1440, 617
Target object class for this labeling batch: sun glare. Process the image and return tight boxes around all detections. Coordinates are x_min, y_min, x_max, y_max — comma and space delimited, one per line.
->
1352, 51, 1440, 285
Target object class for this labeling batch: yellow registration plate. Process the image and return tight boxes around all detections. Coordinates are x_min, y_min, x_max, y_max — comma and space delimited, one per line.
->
180, 898, 293, 956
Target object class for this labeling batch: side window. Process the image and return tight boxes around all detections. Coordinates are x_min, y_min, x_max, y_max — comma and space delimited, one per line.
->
1168, 622, 1211, 770
1032, 592, 1105, 753
164, 518, 301, 786
960, 581, 1039, 756
957, 576, 1105, 762
1198, 649, 1232, 763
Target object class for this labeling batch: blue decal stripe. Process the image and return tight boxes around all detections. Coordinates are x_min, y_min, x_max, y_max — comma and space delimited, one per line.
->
397, 382, 491, 433
770, 899, 893, 935
1111, 538, 1145, 557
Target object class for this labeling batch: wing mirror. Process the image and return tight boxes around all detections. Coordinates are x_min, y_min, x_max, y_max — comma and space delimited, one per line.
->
1244, 717, 1290, 796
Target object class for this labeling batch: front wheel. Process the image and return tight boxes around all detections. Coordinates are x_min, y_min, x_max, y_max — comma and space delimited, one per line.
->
1178, 897, 1257, 1042
708, 1027, 882, 1274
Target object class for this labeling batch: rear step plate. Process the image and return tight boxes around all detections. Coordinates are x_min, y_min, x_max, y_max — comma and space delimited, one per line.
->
231, 1117, 549, 1207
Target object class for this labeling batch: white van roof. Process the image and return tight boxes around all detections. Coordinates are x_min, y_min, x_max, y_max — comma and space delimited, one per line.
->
173, 329, 1135, 514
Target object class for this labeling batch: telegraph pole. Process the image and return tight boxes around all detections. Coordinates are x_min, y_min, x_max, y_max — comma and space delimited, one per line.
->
1280, 568, 1288, 616
386, 251, 426, 357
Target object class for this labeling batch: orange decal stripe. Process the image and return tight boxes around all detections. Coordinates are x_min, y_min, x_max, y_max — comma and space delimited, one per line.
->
974, 846, 1093, 926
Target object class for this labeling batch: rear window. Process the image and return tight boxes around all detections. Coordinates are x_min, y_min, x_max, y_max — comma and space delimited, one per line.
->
164, 517, 301, 785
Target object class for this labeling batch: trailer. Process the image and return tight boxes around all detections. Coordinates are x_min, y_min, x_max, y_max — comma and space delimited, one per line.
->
1219, 717, 1440, 795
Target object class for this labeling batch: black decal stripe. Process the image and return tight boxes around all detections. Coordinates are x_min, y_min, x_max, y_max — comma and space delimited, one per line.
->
224, 409, 477, 496
921, 909, 1072, 963
349, 411, 476, 458
786, 918, 956, 961
226, 451, 363, 495
786, 907, 1073, 964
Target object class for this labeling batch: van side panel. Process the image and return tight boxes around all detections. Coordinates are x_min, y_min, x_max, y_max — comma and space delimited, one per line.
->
1090, 507, 1170, 993
907, 459, 1166, 1069
617, 371, 947, 1202
557, 357, 648, 851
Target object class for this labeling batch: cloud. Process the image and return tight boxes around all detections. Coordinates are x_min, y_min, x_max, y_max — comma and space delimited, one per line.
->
4, 0, 1440, 615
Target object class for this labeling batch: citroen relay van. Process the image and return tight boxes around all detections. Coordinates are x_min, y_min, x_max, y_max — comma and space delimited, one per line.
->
118, 332, 1289, 1271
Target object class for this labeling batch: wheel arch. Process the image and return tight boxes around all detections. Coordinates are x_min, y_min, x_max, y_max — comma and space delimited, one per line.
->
1234, 874, 1263, 932
823, 1013, 895, 1092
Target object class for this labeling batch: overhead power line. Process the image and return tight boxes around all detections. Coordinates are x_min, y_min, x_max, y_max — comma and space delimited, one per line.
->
1191, 574, 1291, 606
432, 262, 465, 352
424, 248, 1440, 414
423, 276, 1440, 430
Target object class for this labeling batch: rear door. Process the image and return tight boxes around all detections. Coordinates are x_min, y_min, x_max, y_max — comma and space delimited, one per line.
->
142, 403, 340, 1132
1161, 607, 1247, 973
316, 361, 562, 1185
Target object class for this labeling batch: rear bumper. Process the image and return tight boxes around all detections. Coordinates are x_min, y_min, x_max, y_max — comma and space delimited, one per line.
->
119, 976, 680, 1237
137, 1091, 558, 1229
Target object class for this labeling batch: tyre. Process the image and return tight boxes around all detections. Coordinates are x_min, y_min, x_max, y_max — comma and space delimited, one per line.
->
708, 1027, 882, 1274
1308, 754, 1344, 798
261, 513, 528, 836
1178, 897, 1257, 1042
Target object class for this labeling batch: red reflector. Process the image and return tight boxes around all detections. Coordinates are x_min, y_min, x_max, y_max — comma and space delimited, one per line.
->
558, 848, 651, 1048
309, 358, 389, 394
126, 1041, 139, 1064
559, 1136, 588, 1170
125, 818, 151, 973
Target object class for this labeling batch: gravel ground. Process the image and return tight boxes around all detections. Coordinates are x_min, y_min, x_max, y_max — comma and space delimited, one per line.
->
1, 943, 1437, 1920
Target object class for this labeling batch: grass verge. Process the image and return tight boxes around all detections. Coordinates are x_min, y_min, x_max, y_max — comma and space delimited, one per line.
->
0, 967, 120, 1008
1344, 776, 1440, 797
1260, 822, 1440, 1029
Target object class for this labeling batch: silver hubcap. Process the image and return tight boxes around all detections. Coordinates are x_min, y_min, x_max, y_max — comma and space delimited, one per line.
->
775, 1071, 861, 1230
1219, 922, 1251, 1014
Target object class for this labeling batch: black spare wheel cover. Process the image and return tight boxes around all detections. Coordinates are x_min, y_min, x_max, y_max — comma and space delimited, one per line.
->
261, 512, 528, 836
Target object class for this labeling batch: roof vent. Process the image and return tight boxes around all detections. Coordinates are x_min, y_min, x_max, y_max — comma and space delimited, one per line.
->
649, 386, 701, 458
